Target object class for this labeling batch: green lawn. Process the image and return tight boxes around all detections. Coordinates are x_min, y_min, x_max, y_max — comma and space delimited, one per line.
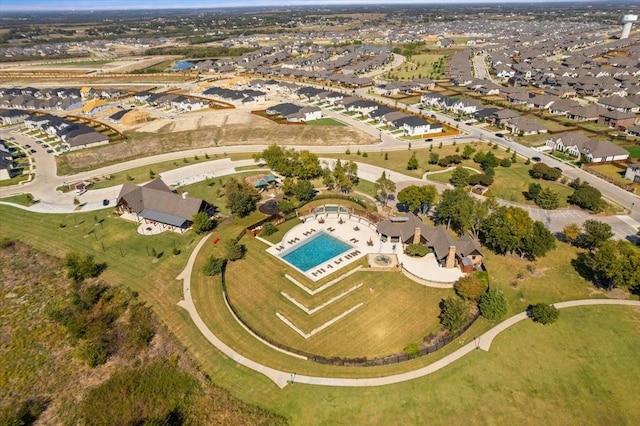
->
306, 118, 347, 126
488, 162, 574, 208
1, 194, 639, 424
39, 59, 116, 67
223, 236, 451, 358
0, 193, 38, 206
0, 173, 29, 187
385, 53, 444, 80
624, 145, 640, 158
87, 154, 255, 189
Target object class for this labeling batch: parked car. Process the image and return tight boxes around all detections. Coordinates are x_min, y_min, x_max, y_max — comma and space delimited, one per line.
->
532, 156, 542, 162
25, 144, 31, 148
425, 138, 434, 142
495, 133, 505, 138
29, 148, 36, 154
102, 199, 110, 206
46, 149, 54, 154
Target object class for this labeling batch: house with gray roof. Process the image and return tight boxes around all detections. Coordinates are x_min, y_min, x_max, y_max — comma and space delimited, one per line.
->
116, 179, 213, 232
546, 132, 629, 163
376, 213, 483, 271
624, 163, 640, 182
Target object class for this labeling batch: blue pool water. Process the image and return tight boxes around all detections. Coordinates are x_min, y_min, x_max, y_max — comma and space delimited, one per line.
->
281, 232, 352, 272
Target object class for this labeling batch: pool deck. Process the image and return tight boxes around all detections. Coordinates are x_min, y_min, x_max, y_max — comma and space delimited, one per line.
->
266, 215, 464, 285
267, 215, 379, 282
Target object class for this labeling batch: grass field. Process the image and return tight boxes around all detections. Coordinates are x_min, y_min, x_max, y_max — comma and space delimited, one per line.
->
0, 193, 37, 206
306, 118, 347, 126
38, 59, 116, 67
224, 237, 451, 358
623, 145, 640, 158
0, 173, 29, 187
384, 54, 444, 80
585, 163, 629, 185
1, 196, 639, 424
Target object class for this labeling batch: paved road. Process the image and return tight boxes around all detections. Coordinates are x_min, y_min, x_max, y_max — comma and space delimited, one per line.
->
177, 233, 640, 389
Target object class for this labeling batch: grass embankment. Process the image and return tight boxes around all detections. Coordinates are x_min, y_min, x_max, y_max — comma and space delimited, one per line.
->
0, 240, 285, 425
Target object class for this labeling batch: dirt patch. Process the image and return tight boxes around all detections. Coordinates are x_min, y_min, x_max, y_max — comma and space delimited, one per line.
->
59, 112, 377, 172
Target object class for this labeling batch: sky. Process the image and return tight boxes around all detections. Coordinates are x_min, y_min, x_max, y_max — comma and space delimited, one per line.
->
1, 0, 602, 12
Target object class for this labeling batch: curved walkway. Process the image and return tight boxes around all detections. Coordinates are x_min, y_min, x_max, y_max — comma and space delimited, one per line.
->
177, 234, 640, 389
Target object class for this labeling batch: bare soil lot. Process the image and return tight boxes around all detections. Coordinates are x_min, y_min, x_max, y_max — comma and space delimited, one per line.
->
58, 110, 376, 172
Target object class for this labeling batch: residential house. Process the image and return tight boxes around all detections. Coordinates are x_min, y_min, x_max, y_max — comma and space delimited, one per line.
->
546, 132, 629, 162
624, 163, 640, 182
392, 116, 440, 136
116, 179, 214, 232
504, 116, 548, 135
376, 213, 483, 271
597, 110, 636, 129
626, 125, 640, 137
597, 95, 639, 113
0, 109, 30, 125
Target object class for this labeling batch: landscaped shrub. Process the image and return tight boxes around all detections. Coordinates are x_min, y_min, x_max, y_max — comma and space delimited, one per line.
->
479, 288, 508, 321
404, 243, 430, 257
468, 173, 494, 186
404, 343, 421, 359
202, 256, 225, 276
454, 275, 488, 301
261, 223, 279, 236
438, 297, 469, 333
529, 163, 561, 181
528, 303, 559, 325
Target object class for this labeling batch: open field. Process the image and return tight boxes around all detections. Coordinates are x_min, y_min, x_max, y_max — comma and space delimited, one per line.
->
585, 163, 630, 185
1, 196, 639, 423
384, 54, 444, 80
225, 237, 451, 358
305, 118, 347, 126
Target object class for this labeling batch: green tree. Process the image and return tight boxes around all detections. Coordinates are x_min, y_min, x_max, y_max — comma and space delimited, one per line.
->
375, 171, 396, 206
277, 200, 296, 215
579, 220, 613, 251
438, 297, 469, 333
584, 240, 640, 292
462, 144, 476, 160
568, 183, 603, 212
479, 288, 508, 321
192, 212, 215, 234
449, 167, 470, 187
534, 187, 559, 210
64, 252, 103, 283
480, 151, 499, 170
428, 152, 440, 165
527, 182, 542, 200
480, 206, 534, 257
404, 343, 420, 359
454, 274, 488, 301
523, 221, 556, 260
562, 223, 581, 246
293, 151, 322, 180
261, 223, 278, 236
292, 180, 316, 202
407, 153, 419, 170
473, 150, 486, 164
225, 239, 246, 261
397, 184, 437, 214
529, 163, 561, 181
528, 303, 559, 325
436, 187, 475, 234
322, 169, 335, 190
202, 256, 225, 276
225, 178, 260, 217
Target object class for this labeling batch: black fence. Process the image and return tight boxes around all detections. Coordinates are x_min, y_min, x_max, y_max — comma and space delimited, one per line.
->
221, 264, 480, 367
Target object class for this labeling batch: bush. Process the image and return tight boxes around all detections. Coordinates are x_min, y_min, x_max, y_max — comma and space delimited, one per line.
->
568, 183, 603, 212
528, 303, 559, 325
499, 158, 512, 168
64, 251, 104, 283
261, 223, 279, 236
404, 243, 430, 257
202, 256, 225, 276
404, 343, 421, 359
529, 163, 561, 181
192, 212, 215, 234
479, 288, 508, 321
468, 173, 494, 186
438, 297, 469, 333
225, 240, 246, 261
454, 275, 488, 301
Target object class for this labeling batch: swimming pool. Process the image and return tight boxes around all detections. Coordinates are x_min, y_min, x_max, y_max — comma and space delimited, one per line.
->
281, 231, 352, 272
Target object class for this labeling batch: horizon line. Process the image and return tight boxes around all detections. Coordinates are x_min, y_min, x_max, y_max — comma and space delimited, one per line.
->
1, 0, 621, 13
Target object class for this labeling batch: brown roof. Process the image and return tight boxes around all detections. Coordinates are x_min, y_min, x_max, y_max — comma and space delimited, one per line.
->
376, 212, 430, 242
425, 225, 455, 261
117, 179, 208, 225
